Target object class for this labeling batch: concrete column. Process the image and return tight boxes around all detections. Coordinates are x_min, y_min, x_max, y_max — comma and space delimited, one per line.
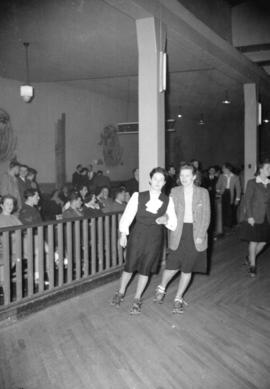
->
136, 17, 166, 191
244, 83, 258, 190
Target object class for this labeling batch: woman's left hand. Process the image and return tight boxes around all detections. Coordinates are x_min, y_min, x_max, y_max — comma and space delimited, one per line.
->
195, 237, 203, 244
156, 215, 168, 225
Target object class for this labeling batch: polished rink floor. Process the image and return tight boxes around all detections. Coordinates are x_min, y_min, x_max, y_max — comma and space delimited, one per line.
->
0, 232, 269, 389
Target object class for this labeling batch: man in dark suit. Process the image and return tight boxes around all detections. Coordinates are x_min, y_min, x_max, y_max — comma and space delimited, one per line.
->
17, 164, 30, 206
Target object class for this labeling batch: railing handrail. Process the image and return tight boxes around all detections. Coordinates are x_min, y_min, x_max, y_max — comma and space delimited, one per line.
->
0, 210, 123, 233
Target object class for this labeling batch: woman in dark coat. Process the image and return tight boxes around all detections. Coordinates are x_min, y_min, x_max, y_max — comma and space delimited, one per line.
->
240, 160, 270, 277
111, 167, 177, 314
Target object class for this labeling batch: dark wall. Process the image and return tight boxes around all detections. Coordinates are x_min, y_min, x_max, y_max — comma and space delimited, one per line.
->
166, 114, 244, 170
178, 0, 232, 42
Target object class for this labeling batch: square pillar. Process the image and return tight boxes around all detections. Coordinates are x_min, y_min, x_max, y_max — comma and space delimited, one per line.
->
244, 83, 258, 189
136, 17, 166, 190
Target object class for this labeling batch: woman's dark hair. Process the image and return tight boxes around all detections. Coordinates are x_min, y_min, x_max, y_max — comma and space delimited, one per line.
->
149, 167, 167, 181
69, 191, 82, 203
77, 183, 88, 192
84, 192, 95, 204
27, 167, 37, 176
1, 194, 16, 205
114, 187, 126, 199
24, 188, 38, 199
9, 160, 20, 169
179, 163, 196, 175
96, 185, 110, 196
255, 159, 270, 176
222, 162, 233, 172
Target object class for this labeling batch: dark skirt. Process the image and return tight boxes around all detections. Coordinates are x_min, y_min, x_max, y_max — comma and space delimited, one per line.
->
124, 222, 165, 276
166, 223, 207, 273
240, 217, 270, 243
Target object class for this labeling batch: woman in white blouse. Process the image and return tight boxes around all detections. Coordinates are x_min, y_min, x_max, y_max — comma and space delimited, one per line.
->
111, 167, 177, 314
154, 163, 210, 314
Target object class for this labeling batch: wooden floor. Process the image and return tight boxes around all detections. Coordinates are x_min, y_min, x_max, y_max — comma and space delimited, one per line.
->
0, 229, 270, 389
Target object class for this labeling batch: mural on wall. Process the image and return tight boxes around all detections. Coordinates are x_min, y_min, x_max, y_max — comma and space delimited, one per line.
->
98, 124, 123, 166
0, 109, 17, 161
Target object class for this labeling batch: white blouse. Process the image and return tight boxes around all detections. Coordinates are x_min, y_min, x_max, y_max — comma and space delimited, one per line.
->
119, 191, 177, 235
183, 186, 193, 223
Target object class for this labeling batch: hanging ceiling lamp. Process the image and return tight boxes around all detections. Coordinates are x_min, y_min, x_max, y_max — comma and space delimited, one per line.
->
20, 42, 34, 103
198, 113, 205, 125
177, 105, 182, 118
222, 90, 231, 104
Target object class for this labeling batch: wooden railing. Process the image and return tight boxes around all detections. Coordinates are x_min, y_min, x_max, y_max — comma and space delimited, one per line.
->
0, 212, 124, 309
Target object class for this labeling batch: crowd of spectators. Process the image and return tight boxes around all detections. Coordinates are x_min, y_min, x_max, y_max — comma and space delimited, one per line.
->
0, 161, 137, 229
0, 158, 245, 233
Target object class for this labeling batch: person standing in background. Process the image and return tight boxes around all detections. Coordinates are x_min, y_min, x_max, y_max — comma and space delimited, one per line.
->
126, 168, 139, 196
240, 160, 270, 277
17, 164, 29, 206
1, 161, 22, 211
216, 163, 241, 231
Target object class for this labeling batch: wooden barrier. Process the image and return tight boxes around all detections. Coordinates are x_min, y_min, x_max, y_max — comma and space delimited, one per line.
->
0, 212, 124, 309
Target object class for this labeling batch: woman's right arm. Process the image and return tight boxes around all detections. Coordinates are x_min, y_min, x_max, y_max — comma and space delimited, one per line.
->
119, 192, 139, 248
119, 192, 139, 236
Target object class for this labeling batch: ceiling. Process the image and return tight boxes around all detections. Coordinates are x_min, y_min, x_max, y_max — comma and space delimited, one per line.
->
0, 0, 270, 122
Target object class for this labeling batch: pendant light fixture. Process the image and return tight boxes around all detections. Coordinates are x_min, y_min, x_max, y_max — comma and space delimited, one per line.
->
177, 105, 182, 118
198, 113, 205, 125
222, 90, 231, 104
20, 42, 34, 103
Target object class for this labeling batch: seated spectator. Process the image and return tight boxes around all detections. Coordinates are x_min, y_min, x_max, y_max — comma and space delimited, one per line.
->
82, 193, 103, 218
101, 187, 126, 214
62, 192, 83, 219
96, 186, 114, 210
0, 195, 22, 228
77, 183, 88, 202
126, 168, 139, 195
19, 188, 42, 225
1, 160, 22, 211
72, 164, 83, 188
91, 170, 111, 193
58, 185, 70, 205
0, 195, 22, 283
42, 190, 63, 221
26, 167, 39, 191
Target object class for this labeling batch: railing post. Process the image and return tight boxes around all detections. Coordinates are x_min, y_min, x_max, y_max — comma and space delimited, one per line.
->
15, 229, 23, 301
66, 222, 73, 283
97, 217, 104, 272
27, 227, 34, 297
104, 216, 110, 270
75, 220, 81, 280
37, 226, 44, 293
91, 219, 97, 275
111, 215, 117, 267
57, 222, 64, 286
48, 225, 54, 290
117, 214, 123, 265
3, 232, 11, 305
83, 219, 89, 277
